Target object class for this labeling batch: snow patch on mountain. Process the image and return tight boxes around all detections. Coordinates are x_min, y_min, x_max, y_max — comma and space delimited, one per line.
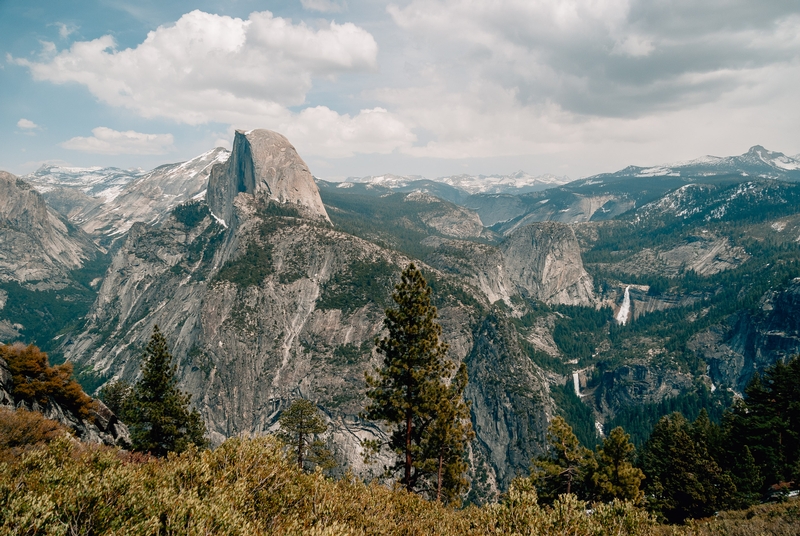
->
342, 171, 571, 195
24, 166, 144, 198
25, 147, 230, 243
589, 146, 800, 183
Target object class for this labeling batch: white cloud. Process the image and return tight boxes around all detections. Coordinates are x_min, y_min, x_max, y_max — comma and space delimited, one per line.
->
301, 0, 346, 13
17, 118, 39, 129
61, 127, 175, 155
388, 0, 800, 117
12, 10, 413, 157
12, 2, 800, 173
15, 10, 377, 116
56, 23, 78, 39
284, 107, 415, 158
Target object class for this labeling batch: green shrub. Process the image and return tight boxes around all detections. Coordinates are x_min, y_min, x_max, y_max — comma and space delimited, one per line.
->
0, 435, 660, 535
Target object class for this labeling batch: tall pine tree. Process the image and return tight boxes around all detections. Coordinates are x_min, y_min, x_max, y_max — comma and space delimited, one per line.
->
724, 356, 800, 488
419, 362, 474, 503
363, 263, 466, 494
640, 412, 735, 523
531, 416, 593, 502
589, 426, 644, 503
126, 325, 207, 456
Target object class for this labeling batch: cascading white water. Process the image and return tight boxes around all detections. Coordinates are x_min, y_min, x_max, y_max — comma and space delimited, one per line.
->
572, 371, 582, 397
616, 286, 631, 325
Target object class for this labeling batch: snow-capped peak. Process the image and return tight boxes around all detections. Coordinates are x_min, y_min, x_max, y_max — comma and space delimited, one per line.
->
339, 171, 571, 195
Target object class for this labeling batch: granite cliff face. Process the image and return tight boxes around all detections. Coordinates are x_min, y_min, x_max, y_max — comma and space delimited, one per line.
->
207, 130, 329, 226
466, 313, 555, 489
419, 222, 595, 309
501, 222, 595, 306
0, 171, 99, 288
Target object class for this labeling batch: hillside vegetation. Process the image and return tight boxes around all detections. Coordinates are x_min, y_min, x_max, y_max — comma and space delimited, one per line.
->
2, 432, 798, 535
0, 434, 655, 535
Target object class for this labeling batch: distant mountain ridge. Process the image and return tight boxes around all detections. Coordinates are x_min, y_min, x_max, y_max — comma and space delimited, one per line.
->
24, 165, 144, 200
341, 171, 571, 195
24, 148, 229, 245
576, 145, 800, 185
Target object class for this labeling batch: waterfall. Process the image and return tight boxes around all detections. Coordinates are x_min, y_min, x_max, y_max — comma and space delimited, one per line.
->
616, 286, 631, 325
572, 371, 582, 397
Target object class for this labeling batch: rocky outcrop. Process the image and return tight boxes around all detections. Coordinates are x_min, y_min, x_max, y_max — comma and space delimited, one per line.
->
592, 362, 695, 418
501, 222, 595, 306
0, 355, 129, 446
207, 130, 330, 226
421, 222, 595, 308
0, 171, 99, 288
404, 191, 487, 239
609, 235, 749, 278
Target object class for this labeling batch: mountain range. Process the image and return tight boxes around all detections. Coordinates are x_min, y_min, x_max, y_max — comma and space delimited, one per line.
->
2, 136, 799, 501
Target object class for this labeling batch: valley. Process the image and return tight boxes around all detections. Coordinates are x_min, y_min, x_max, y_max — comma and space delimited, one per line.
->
2, 132, 800, 502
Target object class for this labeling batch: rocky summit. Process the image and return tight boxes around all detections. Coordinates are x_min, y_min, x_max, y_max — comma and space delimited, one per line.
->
207, 129, 330, 227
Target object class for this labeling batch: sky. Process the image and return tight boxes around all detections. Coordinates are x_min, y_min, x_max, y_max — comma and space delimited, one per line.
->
2, 0, 799, 180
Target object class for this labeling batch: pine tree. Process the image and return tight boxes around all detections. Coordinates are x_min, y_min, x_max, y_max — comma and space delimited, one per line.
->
724, 356, 800, 488
362, 263, 456, 493
531, 416, 593, 503
590, 426, 644, 503
278, 398, 334, 471
126, 325, 207, 456
640, 412, 735, 523
99, 379, 131, 417
419, 362, 475, 503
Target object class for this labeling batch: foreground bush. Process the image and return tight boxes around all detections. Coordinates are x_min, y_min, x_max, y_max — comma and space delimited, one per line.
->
0, 408, 69, 464
673, 499, 800, 536
0, 435, 657, 535
1, 343, 95, 420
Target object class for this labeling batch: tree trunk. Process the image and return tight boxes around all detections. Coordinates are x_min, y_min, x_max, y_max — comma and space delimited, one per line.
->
298, 431, 304, 468
405, 411, 412, 492
437, 452, 444, 502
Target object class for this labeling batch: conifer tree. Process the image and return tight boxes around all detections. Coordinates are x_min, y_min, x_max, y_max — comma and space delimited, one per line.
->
126, 325, 207, 456
363, 263, 456, 493
419, 362, 475, 503
724, 356, 800, 487
278, 398, 334, 471
640, 412, 735, 523
590, 426, 644, 503
99, 379, 131, 417
531, 416, 593, 502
